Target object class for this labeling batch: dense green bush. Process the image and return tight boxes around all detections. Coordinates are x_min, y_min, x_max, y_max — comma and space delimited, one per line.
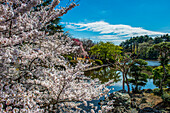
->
153, 88, 161, 95
95, 59, 103, 65
162, 92, 170, 102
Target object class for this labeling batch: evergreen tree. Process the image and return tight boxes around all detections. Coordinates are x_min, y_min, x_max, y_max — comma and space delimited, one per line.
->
152, 42, 170, 95
128, 59, 151, 93
34, 0, 64, 35
153, 65, 170, 95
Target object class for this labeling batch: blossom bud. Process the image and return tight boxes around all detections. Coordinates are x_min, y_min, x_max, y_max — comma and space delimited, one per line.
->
51, 0, 60, 9
0, 26, 6, 31
83, 101, 87, 106
91, 109, 95, 113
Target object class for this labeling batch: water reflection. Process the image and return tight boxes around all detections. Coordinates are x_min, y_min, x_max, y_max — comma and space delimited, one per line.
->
83, 65, 157, 112
84, 67, 121, 84
84, 65, 157, 91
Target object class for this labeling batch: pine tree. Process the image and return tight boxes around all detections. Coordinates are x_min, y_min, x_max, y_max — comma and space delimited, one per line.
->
34, 0, 64, 35
128, 59, 151, 93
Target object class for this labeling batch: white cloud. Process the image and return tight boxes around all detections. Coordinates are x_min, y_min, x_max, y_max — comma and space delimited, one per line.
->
109, 39, 126, 43
63, 21, 169, 44
65, 21, 166, 37
93, 35, 119, 39
65, 24, 78, 30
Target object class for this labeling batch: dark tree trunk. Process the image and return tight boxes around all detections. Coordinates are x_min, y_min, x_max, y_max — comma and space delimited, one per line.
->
125, 71, 130, 93
122, 72, 125, 90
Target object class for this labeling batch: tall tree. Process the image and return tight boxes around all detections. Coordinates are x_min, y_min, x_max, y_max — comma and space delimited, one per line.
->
152, 42, 170, 95
114, 54, 137, 93
34, 0, 64, 35
128, 59, 151, 93
0, 0, 115, 112
153, 65, 170, 95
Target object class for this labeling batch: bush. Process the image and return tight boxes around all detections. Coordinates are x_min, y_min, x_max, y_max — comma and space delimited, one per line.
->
70, 60, 78, 66
162, 92, 170, 102
95, 59, 103, 65
153, 88, 161, 95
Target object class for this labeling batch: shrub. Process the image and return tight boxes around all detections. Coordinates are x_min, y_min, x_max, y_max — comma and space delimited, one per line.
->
162, 92, 170, 102
153, 88, 161, 95
95, 59, 103, 65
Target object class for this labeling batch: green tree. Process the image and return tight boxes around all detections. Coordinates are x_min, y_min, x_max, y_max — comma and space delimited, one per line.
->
41, 18, 64, 36
34, 0, 64, 36
128, 59, 151, 93
146, 47, 159, 59
114, 54, 137, 93
152, 42, 170, 94
161, 34, 170, 42
138, 42, 150, 59
153, 42, 170, 66
90, 42, 122, 62
120, 35, 153, 53
154, 36, 163, 44
153, 65, 170, 94
120, 34, 170, 60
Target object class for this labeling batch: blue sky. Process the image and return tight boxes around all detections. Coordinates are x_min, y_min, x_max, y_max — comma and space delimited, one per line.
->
59, 0, 170, 45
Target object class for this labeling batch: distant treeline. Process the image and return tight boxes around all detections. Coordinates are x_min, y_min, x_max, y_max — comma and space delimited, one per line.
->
120, 34, 170, 59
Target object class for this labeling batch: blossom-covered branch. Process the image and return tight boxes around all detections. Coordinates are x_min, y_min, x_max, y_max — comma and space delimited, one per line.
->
0, 0, 114, 112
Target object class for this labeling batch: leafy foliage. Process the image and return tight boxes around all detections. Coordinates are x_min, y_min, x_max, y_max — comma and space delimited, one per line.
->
152, 65, 170, 89
120, 34, 170, 59
162, 92, 170, 103
90, 42, 122, 62
114, 54, 138, 93
95, 59, 103, 65
0, 0, 115, 112
128, 59, 150, 93
153, 42, 170, 66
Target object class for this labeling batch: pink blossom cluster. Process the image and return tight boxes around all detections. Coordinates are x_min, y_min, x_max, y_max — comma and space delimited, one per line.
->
0, 0, 115, 112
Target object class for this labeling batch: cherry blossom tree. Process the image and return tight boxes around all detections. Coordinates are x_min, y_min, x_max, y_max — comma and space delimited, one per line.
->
0, 0, 114, 112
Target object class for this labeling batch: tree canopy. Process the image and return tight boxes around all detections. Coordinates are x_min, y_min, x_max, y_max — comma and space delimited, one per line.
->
90, 42, 122, 61
120, 34, 170, 60
0, 0, 115, 112
128, 59, 151, 93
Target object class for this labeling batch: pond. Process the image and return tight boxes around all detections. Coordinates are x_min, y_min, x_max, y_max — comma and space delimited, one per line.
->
84, 60, 161, 92
82, 60, 161, 112
145, 60, 161, 66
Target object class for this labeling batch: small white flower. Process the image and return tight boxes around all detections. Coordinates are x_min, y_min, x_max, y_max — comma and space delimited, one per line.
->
91, 109, 95, 113
83, 101, 87, 106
